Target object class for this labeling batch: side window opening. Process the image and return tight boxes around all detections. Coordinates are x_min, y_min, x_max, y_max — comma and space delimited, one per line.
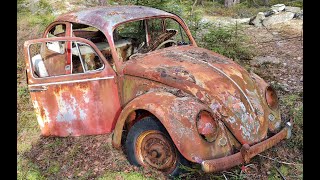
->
47, 24, 66, 37
28, 40, 104, 78
113, 18, 191, 62
164, 18, 190, 45
71, 41, 104, 73
71, 23, 116, 71
113, 21, 145, 61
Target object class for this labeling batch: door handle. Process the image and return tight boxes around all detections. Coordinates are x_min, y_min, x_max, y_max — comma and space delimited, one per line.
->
29, 86, 48, 92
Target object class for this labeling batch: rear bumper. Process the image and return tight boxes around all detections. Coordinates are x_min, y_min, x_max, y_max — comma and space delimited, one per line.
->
201, 121, 293, 173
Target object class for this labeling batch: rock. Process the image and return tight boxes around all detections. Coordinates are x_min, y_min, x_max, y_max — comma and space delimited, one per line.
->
283, 63, 287, 66
249, 12, 265, 27
251, 56, 281, 66
271, 4, 286, 12
264, 10, 275, 17
300, 77, 303, 82
297, 56, 302, 60
285, 6, 301, 13
294, 10, 303, 19
262, 12, 295, 27
201, 16, 250, 27
234, 18, 251, 24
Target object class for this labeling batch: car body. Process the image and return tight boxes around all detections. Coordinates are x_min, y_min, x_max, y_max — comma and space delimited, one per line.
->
23, 5, 292, 175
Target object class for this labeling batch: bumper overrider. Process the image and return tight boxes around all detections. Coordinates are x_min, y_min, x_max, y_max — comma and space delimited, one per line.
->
201, 121, 293, 173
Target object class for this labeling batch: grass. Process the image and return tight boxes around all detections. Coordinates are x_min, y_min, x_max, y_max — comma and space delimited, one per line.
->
17, 156, 45, 180
17, 1, 55, 178
280, 94, 303, 150
98, 171, 153, 180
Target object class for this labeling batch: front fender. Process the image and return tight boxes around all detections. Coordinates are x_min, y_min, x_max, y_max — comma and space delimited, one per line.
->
112, 91, 234, 163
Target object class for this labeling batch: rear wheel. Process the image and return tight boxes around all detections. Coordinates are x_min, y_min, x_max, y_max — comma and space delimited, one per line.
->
125, 116, 189, 177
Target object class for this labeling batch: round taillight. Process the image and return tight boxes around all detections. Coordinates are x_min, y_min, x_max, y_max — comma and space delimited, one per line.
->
265, 86, 279, 110
196, 111, 218, 142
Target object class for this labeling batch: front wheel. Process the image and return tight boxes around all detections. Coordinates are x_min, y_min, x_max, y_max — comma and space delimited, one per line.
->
125, 116, 189, 177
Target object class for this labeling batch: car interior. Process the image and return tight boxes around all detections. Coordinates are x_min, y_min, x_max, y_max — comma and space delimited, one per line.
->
29, 18, 190, 78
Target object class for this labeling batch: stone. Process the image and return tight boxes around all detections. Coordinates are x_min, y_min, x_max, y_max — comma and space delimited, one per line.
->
249, 12, 265, 27
262, 12, 295, 27
234, 18, 251, 24
264, 10, 275, 17
294, 12, 303, 19
297, 56, 302, 60
285, 6, 301, 14
271, 4, 286, 12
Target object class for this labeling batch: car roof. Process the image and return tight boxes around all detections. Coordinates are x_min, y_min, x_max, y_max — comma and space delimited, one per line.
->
55, 5, 175, 33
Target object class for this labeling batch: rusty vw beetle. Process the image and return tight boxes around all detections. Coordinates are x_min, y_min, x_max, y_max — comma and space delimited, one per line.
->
23, 5, 292, 176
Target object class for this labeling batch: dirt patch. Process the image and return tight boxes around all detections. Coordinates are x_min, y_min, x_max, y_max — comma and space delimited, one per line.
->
23, 134, 165, 179
241, 19, 303, 95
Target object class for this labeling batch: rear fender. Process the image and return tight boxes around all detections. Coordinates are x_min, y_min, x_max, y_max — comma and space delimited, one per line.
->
112, 91, 234, 163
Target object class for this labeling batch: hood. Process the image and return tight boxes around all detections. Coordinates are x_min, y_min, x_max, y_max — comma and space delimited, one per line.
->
123, 46, 273, 144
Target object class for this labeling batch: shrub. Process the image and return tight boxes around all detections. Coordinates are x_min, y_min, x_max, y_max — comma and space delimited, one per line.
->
201, 24, 255, 61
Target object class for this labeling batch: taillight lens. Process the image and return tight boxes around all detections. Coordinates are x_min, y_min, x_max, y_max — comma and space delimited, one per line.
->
265, 86, 279, 110
196, 111, 218, 142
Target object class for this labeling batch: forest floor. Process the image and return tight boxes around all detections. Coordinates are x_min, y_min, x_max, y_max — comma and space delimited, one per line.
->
17, 4, 303, 180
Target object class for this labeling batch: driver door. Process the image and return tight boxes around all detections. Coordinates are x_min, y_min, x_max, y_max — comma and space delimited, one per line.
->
24, 37, 121, 136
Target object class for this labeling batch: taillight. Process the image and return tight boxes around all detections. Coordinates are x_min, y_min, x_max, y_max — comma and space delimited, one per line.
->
265, 86, 279, 110
196, 111, 218, 142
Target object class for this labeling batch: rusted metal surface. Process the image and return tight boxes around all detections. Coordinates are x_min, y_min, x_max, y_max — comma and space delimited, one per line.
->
135, 130, 177, 173
53, 6, 197, 73
201, 122, 292, 173
55, 6, 182, 36
113, 92, 235, 163
24, 37, 121, 136
123, 45, 282, 145
24, 5, 289, 173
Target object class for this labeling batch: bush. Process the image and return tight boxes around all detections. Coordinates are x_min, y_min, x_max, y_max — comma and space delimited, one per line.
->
201, 24, 255, 61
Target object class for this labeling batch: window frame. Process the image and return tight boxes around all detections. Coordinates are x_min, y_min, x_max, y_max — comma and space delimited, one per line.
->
24, 37, 114, 83
111, 16, 195, 61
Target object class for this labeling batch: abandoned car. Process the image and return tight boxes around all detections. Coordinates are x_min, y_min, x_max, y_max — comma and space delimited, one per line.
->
23, 5, 293, 176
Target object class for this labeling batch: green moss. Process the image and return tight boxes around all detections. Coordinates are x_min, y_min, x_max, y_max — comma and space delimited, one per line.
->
17, 157, 45, 180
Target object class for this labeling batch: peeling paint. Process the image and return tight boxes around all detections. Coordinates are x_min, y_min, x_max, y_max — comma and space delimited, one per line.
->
24, 5, 286, 173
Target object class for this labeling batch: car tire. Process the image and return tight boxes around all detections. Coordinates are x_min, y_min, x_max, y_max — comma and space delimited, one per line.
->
125, 116, 189, 177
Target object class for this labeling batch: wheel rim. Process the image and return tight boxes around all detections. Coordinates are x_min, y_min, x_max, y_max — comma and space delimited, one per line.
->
135, 130, 177, 173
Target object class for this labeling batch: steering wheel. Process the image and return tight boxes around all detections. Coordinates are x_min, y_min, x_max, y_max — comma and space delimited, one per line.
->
155, 39, 177, 50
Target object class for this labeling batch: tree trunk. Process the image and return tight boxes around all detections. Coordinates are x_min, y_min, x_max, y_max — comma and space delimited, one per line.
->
224, 0, 240, 8
262, 0, 269, 5
197, 0, 204, 5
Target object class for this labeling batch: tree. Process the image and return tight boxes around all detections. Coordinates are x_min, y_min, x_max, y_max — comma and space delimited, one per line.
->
262, 0, 269, 5
224, 0, 240, 8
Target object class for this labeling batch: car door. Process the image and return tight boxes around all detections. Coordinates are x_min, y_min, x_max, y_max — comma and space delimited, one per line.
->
24, 36, 121, 136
